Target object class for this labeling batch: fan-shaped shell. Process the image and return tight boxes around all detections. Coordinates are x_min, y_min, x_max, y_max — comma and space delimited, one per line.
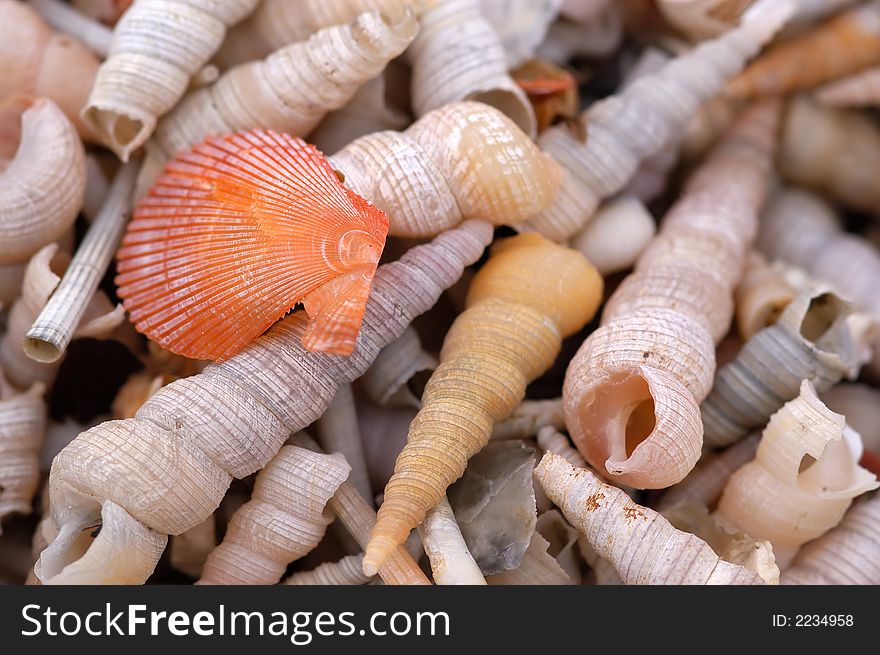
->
116, 129, 389, 361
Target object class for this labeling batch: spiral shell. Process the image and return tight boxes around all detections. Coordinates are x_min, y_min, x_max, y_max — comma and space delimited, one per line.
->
658, 0, 754, 40
0, 378, 46, 527
419, 496, 486, 585
361, 327, 436, 408
564, 100, 781, 489
570, 196, 656, 276
316, 384, 372, 502
82, 0, 261, 160
535, 453, 766, 584
0, 99, 85, 266
197, 446, 351, 585
283, 554, 373, 585
37, 221, 492, 584
702, 290, 858, 448
137, 9, 418, 195
330, 101, 562, 237
364, 234, 602, 575
735, 252, 798, 341
715, 381, 878, 567
479, 0, 561, 68
117, 130, 390, 360
727, 1, 880, 99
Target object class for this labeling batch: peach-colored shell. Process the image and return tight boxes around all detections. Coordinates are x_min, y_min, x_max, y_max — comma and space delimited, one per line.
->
563, 100, 781, 489
727, 1, 880, 99
364, 234, 602, 575
38, 221, 492, 585
0, 0, 99, 140
116, 130, 389, 360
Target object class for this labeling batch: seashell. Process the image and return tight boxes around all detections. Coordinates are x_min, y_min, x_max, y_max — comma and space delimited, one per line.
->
418, 496, 486, 585
657, 433, 759, 511
283, 554, 374, 585
578, 537, 622, 585
0, 1, 100, 140
537, 4, 623, 63
789, 0, 859, 25
117, 130, 389, 361
30, 0, 114, 57
358, 400, 416, 491
407, 0, 537, 138
491, 398, 565, 441
216, 0, 429, 69
485, 530, 574, 585
735, 252, 798, 341
81, 0, 262, 161
197, 446, 351, 585
72, 0, 132, 26
446, 441, 537, 576
782, 492, 880, 585
136, 9, 418, 195
822, 384, 880, 454
37, 220, 491, 584
679, 95, 741, 162
308, 73, 410, 157
564, 100, 781, 489
0, 98, 85, 266
169, 515, 215, 579
536, 426, 588, 469
512, 59, 579, 134
0, 261, 28, 307
360, 326, 436, 408
816, 64, 880, 108
519, 0, 792, 241
727, 2, 880, 99
330, 101, 562, 237
535, 452, 766, 584
715, 381, 878, 568
702, 290, 858, 448
778, 97, 880, 215
663, 500, 779, 584
658, 0, 754, 41
25, 160, 136, 364
0, 375, 46, 528
534, 508, 582, 583
364, 234, 602, 575
560, 0, 610, 22
111, 372, 165, 419
316, 384, 373, 503
83, 154, 110, 224
479, 0, 562, 69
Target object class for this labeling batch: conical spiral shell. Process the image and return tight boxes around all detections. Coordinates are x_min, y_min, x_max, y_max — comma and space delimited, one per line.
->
778, 96, 880, 215
283, 554, 373, 585
727, 1, 880, 99
0, 381, 46, 525
535, 453, 766, 584
137, 9, 418, 195
82, 0, 261, 160
715, 381, 878, 568
364, 234, 602, 575
782, 492, 880, 585
38, 220, 492, 584
407, 0, 536, 138
517, 0, 793, 241
117, 130, 389, 360
216, 0, 427, 69
734, 252, 798, 341
0, 99, 85, 265
564, 100, 780, 489
702, 290, 858, 448
330, 102, 562, 237
197, 446, 351, 585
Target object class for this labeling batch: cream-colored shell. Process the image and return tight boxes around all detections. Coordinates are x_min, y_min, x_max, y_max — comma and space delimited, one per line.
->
570, 196, 656, 276
535, 453, 765, 584
782, 492, 880, 585
407, 0, 536, 138
0, 99, 85, 265
197, 446, 351, 585
702, 290, 858, 448
30, 0, 113, 57
283, 554, 374, 585
518, 0, 793, 241
658, 0, 753, 40
478, 0, 562, 68
822, 384, 880, 453
136, 10, 418, 196
715, 381, 878, 567
536, 427, 587, 469
491, 398, 565, 441
169, 515, 215, 579
816, 65, 880, 108
735, 252, 798, 341
316, 384, 372, 502
37, 221, 491, 584
537, 5, 622, 63
0, 377, 46, 526
360, 326, 436, 408
330, 102, 562, 237
82, 0, 261, 160
418, 496, 486, 585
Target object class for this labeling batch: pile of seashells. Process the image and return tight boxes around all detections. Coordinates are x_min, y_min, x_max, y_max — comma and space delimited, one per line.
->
1, 0, 879, 586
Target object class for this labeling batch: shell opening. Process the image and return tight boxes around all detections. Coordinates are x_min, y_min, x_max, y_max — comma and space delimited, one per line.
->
798, 436, 860, 496
585, 370, 657, 464
468, 89, 536, 139
35, 485, 102, 582
799, 292, 843, 343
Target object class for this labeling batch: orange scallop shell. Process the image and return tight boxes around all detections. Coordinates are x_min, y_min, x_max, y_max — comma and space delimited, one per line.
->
115, 129, 389, 361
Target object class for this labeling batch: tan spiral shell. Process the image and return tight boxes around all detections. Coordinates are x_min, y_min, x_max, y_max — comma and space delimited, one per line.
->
283, 554, 374, 586
36, 221, 492, 584
564, 99, 781, 489
535, 453, 766, 584
82, 0, 261, 160
197, 446, 351, 585
715, 381, 878, 568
